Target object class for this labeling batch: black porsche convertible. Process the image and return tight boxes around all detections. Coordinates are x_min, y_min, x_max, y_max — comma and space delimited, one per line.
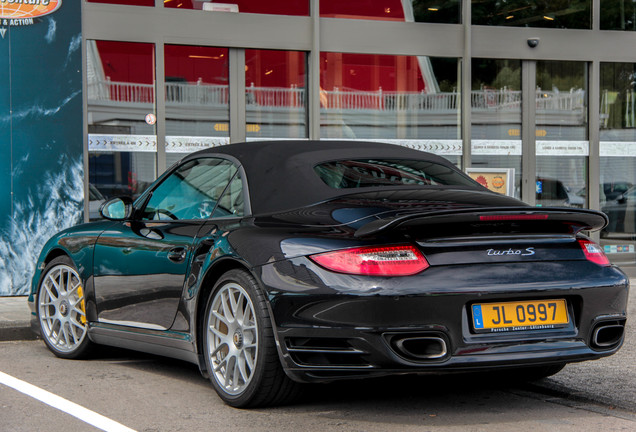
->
29, 140, 629, 407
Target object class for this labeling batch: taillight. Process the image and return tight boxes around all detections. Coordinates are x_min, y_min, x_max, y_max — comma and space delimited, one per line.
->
310, 245, 429, 276
578, 239, 610, 267
480, 214, 548, 221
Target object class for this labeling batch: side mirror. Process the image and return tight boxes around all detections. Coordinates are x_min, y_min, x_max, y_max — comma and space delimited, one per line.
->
100, 197, 134, 221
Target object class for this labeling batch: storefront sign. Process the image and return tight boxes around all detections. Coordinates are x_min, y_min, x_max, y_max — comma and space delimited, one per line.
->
166, 136, 230, 153
604, 244, 635, 254
472, 140, 522, 156
536, 140, 589, 156
346, 139, 462, 156
466, 168, 516, 196
88, 134, 157, 152
471, 140, 589, 156
600, 141, 636, 157
0, 0, 61, 34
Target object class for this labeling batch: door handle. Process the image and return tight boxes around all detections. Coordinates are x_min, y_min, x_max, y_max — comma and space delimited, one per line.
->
167, 247, 187, 263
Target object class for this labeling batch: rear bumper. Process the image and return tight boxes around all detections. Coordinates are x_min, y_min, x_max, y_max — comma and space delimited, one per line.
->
277, 326, 622, 383
258, 259, 629, 383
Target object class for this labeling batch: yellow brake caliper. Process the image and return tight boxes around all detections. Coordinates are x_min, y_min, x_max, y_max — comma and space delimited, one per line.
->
77, 285, 87, 324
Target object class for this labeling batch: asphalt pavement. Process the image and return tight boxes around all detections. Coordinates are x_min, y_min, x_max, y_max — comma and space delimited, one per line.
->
2, 266, 635, 423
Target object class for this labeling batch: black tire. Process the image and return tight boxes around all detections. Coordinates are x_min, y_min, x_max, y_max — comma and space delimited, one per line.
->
202, 269, 301, 408
36, 256, 93, 359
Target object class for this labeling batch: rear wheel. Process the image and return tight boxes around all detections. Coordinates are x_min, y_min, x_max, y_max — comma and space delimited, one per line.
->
202, 269, 300, 407
36, 256, 92, 359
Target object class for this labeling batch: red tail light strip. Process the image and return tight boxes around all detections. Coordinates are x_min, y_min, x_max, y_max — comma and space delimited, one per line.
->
310, 245, 429, 276
480, 214, 549, 221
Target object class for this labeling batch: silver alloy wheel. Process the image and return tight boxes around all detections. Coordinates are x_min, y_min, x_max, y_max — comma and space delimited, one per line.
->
38, 264, 88, 353
206, 282, 259, 396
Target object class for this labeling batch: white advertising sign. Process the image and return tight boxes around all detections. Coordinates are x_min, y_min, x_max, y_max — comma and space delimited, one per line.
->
165, 136, 230, 153
600, 141, 636, 157
88, 134, 157, 152
536, 140, 589, 156
471, 140, 522, 156
345, 139, 463, 155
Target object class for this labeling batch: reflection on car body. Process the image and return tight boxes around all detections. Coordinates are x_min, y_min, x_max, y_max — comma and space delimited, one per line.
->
29, 141, 629, 408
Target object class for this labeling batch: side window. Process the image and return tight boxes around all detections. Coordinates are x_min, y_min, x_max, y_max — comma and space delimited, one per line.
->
141, 158, 241, 220
214, 170, 244, 218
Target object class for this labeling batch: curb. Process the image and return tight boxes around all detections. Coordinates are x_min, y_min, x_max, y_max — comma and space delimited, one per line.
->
0, 321, 38, 341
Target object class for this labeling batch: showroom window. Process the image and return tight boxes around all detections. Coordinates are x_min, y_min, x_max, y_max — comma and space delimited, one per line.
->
245, 50, 308, 140
599, 62, 636, 258
163, 0, 309, 15
600, 0, 636, 30
164, 45, 230, 167
472, 0, 591, 29
87, 41, 157, 219
319, 52, 461, 166
535, 61, 588, 208
320, 0, 460, 23
470, 59, 522, 199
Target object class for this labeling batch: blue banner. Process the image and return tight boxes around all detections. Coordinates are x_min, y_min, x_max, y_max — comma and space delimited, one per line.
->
0, 3, 83, 295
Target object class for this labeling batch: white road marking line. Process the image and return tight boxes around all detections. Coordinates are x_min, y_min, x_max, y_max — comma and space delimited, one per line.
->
0, 371, 137, 432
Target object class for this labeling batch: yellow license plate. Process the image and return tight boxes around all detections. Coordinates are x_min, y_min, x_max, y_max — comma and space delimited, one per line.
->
472, 299, 569, 332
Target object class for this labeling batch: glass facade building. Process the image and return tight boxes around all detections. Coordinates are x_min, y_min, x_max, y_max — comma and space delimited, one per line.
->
3, 1, 636, 295
80, 0, 636, 266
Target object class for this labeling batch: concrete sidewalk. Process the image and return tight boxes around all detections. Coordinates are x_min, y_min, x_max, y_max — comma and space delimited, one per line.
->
0, 296, 35, 341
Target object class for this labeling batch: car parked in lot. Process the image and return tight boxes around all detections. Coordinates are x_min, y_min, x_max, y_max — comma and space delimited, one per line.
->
536, 177, 584, 207
602, 185, 636, 236
29, 140, 629, 407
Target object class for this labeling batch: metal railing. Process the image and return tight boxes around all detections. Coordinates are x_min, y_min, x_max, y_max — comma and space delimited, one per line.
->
246, 83, 305, 108
165, 82, 229, 106
88, 79, 589, 113
88, 79, 155, 104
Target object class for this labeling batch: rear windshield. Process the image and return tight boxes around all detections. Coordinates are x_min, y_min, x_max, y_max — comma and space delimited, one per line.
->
314, 159, 477, 189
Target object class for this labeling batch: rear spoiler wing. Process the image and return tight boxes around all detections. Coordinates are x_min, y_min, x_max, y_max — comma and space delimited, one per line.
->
354, 207, 608, 238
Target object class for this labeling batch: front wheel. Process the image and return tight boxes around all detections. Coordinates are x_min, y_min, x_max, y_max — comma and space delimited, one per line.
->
36, 256, 93, 359
202, 269, 300, 407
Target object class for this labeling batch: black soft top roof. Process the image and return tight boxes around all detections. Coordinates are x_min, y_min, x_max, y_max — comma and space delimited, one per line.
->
182, 140, 482, 215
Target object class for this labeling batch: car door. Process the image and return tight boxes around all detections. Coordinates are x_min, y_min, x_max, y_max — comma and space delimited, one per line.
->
93, 157, 241, 329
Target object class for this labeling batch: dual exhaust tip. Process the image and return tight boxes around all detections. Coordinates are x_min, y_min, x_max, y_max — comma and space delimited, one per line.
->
388, 320, 625, 362
591, 320, 626, 349
390, 334, 448, 361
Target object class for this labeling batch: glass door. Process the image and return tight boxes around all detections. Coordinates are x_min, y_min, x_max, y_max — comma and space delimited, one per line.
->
467, 59, 590, 210
599, 62, 636, 264
535, 61, 588, 208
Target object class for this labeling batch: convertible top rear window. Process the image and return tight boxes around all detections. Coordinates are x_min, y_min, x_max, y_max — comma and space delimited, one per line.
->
314, 159, 477, 189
